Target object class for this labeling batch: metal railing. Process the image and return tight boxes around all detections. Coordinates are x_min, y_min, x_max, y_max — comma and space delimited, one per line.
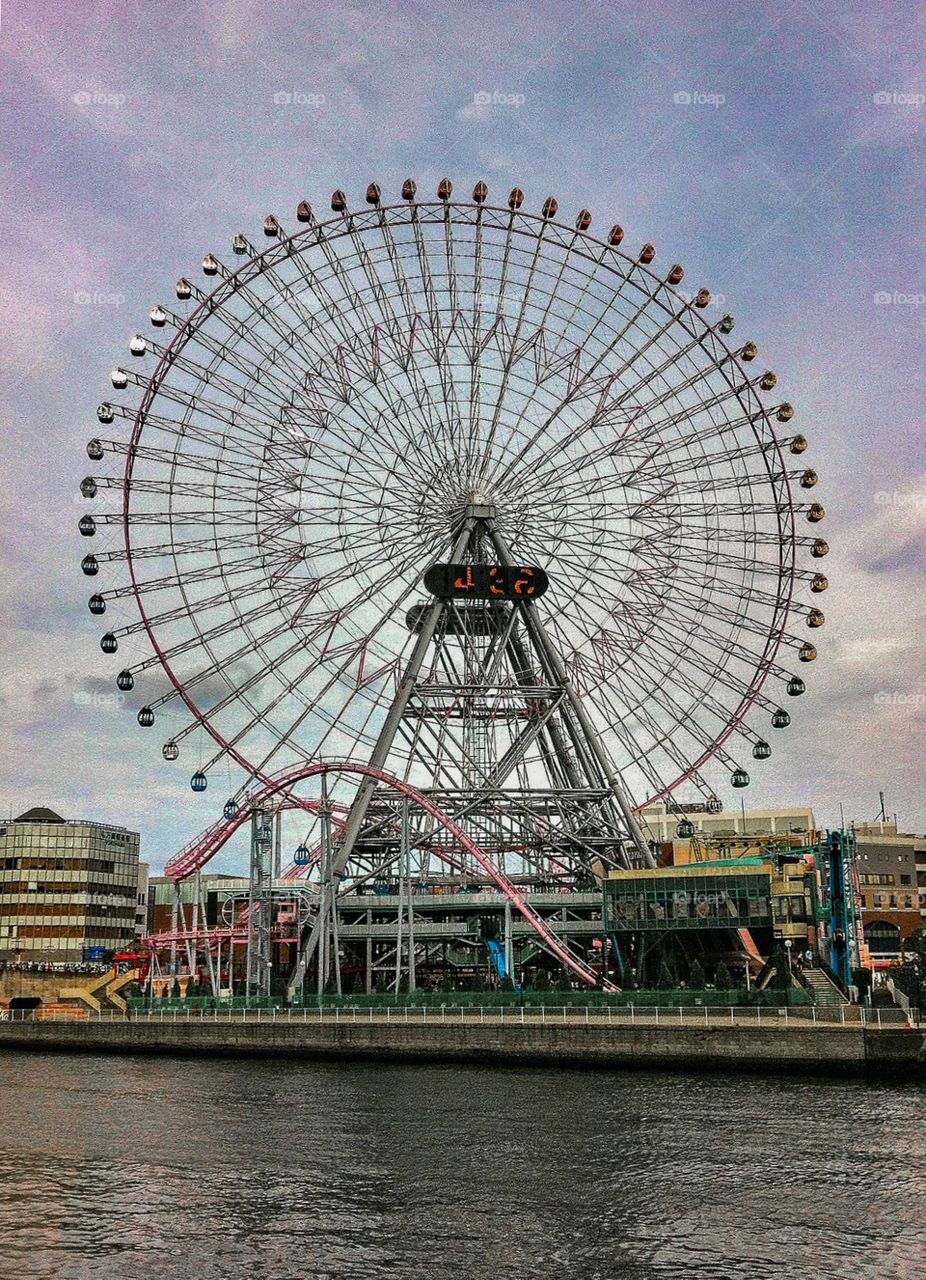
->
1, 1003, 919, 1028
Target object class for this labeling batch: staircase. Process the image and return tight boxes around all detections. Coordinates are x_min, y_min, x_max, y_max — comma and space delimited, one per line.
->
59, 968, 139, 1015
802, 967, 847, 1007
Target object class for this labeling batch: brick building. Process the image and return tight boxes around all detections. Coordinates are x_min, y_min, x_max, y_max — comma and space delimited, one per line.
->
854, 823, 925, 963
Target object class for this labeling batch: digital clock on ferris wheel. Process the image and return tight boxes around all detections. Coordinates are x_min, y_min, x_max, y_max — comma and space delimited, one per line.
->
423, 563, 549, 600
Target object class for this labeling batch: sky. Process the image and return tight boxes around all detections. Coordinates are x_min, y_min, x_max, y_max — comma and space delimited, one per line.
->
1, 0, 924, 874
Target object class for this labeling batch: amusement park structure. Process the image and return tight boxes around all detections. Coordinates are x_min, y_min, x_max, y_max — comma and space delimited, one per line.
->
79, 178, 828, 998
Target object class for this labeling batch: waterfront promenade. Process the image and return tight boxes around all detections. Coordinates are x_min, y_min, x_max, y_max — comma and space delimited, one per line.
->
2, 1004, 922, 1078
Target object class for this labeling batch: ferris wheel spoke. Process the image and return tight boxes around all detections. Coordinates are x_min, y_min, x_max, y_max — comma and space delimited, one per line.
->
592, 640, 751, 781
106, 575, 284, 641
136, 338, 285, 422
90, 439, 267, 485
625, 630, 767, 749
479, 213, 555, 481
651, 599, 784, 681
548, 583, 758, 757
491, 262, 693, 489
93, 555, 271, 609
512, 338, 754, 494
406, 208, 470, 464
374, 207, 480, 467
291, 216, 464, 478
137, 371, 278, 440
144, 324, 299, 410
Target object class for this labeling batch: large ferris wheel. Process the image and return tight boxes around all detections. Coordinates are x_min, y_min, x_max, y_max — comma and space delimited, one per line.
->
79, 178, 826, 980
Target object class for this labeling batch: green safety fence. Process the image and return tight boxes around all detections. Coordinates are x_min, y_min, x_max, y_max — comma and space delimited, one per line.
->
127, 986, 811, 1012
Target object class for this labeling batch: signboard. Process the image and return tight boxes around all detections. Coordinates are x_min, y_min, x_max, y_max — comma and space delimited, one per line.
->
423, 563, 548, 600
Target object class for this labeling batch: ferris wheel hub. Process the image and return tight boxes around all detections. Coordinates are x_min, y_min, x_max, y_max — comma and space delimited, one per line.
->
463, 491, 496, 520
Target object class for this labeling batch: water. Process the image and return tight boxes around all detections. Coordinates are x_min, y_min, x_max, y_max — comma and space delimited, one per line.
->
0, 1053, 923, 1280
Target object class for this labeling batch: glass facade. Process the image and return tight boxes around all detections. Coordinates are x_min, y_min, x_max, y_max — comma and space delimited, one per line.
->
604, 865, 773, 932
0, 811, 140, 960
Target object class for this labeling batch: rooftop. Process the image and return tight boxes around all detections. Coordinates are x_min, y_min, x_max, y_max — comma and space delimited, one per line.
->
13, 806, 66, 823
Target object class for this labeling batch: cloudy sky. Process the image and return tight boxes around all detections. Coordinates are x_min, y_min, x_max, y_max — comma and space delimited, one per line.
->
1, 0, 924, 873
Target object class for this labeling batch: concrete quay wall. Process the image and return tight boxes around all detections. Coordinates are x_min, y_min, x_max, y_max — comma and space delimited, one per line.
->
1, 1018, 923, 1077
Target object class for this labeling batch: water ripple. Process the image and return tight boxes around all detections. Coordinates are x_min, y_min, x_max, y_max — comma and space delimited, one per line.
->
0, 1055, 923, 1279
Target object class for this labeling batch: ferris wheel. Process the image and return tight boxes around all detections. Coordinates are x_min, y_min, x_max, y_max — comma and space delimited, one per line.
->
80, 178, 825, 845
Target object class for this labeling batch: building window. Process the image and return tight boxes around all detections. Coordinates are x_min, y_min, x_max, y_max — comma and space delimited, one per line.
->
901, 875, 911, 886
864, 921, 901, 955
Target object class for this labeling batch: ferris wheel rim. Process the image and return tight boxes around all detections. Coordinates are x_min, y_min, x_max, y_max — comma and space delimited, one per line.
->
93, 183, 816, 814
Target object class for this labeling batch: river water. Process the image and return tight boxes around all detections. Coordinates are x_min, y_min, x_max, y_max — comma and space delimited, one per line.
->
0, 1052, 923, 1280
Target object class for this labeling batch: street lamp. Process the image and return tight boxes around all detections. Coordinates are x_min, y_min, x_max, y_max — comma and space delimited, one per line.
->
784, 938, 793, 1007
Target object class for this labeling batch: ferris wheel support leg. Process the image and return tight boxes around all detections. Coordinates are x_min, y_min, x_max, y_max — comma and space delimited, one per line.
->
489, 523, 655, 869
169, 885, 179, 977
185, 879, 198, 983
286, 516, 478, 1001
196, 872, 218, 999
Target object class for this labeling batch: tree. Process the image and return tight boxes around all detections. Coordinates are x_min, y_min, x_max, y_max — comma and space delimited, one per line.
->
556, 969, 572, 993
533, 968, 551, 992
688, 959, 706, 991
656, 959, 675, 991
715, 961, 732, 991
889, 962, 923, 1008
500, 975, 516, 993
903, 928, 926, 973
350, 972, 364, 995
440, 970, 454, 993
374, 971, 388, 994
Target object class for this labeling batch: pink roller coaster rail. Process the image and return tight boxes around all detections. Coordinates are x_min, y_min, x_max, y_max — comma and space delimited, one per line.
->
164, 760, 609, 989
